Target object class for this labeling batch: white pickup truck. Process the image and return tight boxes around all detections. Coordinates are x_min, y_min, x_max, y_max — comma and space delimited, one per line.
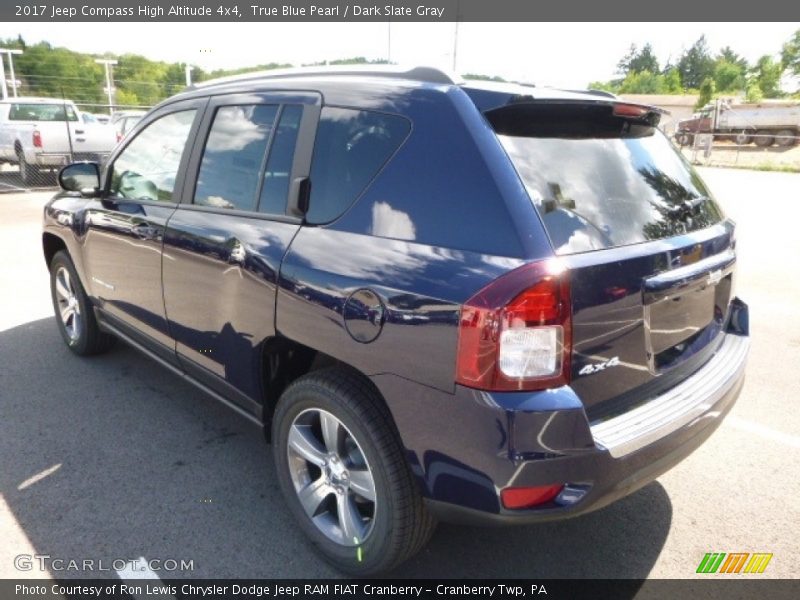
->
0, 97, 117, 184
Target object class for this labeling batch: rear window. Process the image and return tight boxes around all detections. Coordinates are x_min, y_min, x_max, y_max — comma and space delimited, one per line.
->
491, 103, 723, 255
8, 103, 78, 122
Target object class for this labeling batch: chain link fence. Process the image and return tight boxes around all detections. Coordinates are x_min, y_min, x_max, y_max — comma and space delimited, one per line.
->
0, 103, 151, 193
677, 131, 800, 172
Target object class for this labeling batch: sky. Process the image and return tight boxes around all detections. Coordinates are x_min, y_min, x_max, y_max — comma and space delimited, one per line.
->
4, 22, 799, 88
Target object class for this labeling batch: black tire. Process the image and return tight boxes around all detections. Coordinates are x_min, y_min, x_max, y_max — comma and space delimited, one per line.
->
49, 250, 115, 355
754, 130, 775, 147
272, 367, 436, 575
734, 131, 753, 145
17, 151, 35, 186
774, 129, 797, 148
675, 132, 693, 147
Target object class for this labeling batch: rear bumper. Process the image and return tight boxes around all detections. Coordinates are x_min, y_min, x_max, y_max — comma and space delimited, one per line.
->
31, 152, 111, 167
376, 319, 749, 525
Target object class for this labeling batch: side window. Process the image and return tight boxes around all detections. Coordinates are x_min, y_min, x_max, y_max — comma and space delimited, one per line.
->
307, 107, 410, 224
194, 104, 278, 211
259, 105, 303, 215
109, 110, 196, 203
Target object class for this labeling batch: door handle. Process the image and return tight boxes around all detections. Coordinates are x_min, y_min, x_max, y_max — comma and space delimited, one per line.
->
132, 223, 159, 240
229, 240, 246, 264
74, 129, 85, 134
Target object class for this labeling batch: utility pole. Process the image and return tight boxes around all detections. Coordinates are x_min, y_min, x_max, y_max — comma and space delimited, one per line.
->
0, 48, 23, 99
1, 49, 23, 97
0, 54, 7, 100
452, 21, 459, 72
387, 22, 392, 63
185, 64, 193, 87
95, 58, 118, 114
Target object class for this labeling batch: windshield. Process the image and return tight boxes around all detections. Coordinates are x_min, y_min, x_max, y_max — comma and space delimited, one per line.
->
493, 103, 723, 255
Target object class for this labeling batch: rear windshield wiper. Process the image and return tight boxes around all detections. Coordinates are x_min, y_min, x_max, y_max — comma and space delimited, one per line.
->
663, 196, 709, 219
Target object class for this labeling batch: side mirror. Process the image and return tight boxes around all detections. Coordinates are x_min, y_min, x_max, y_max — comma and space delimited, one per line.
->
58, 162, 100, 195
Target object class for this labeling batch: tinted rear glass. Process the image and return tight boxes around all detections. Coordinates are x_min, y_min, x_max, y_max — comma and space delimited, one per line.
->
8, 103, 78, 122
307, 107, 410, 224
492, 103, 723, 255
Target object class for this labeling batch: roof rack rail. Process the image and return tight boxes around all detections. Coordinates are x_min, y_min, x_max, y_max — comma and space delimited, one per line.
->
192, 65, 461, 89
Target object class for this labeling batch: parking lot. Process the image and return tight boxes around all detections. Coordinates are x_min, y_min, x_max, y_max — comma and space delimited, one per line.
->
0, 167, 798, 581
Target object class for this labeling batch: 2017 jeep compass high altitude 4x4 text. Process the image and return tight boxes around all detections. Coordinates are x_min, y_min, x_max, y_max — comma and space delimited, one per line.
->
43, 66, 749, 574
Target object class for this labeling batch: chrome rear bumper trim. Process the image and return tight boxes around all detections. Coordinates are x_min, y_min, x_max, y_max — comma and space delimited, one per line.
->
590, 334, 749, 458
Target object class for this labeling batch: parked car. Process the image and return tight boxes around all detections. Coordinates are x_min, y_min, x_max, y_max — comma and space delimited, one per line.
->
0, 97, 117, 184
110, 110, 145, 141
43, 66, 749, 575
80, 112, 111, 125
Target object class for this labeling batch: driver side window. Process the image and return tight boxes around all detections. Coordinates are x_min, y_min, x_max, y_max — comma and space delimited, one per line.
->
109, 109, 196, 203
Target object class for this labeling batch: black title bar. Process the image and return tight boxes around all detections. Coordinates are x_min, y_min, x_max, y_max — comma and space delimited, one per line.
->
3, 579, 800, 600
3, 0, 799, 22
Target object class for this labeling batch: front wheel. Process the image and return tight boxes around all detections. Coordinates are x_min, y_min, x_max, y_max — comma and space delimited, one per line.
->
272, 368, 436, 575
50, 250, 115, 355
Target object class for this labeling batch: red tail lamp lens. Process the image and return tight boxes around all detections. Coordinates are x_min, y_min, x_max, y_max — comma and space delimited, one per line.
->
501, 485, 564, 510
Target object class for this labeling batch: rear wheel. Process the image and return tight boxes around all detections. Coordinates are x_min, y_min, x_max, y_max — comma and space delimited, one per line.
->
17, 151, 36, 185
272, 368, 436, 575
50, 251, 115, 355
754, 130, 775, 147
774, 129, 797, 147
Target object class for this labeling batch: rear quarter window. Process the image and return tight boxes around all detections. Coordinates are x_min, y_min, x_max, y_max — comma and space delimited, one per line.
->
306, 107, 410, 225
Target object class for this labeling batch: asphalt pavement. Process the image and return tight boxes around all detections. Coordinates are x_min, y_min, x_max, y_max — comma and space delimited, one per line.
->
0, 168, 798, 581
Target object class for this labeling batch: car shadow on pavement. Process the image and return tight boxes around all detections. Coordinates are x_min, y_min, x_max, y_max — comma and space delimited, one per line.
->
0, 317, 671, 580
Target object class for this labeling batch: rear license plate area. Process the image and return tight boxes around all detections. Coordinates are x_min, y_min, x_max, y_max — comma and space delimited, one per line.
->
643, 272, 732, 373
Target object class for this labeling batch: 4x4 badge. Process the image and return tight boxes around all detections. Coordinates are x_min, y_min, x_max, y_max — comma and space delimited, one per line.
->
579, 356, 621, 376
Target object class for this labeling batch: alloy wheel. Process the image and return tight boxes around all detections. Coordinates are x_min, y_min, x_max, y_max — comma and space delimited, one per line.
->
54, 266, 82, 341
286, 408, 377, 546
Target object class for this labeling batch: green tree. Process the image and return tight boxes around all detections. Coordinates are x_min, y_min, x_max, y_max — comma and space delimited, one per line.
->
663, 67, 683, 93
781, 29, 800, 79
717, 46, 749, 70
745, 81, 764, 103
696, 77, 716, 109
463, 73, 507, 82
714, 61, 746, 93
618, 70, 666, 94
751, 55, 784, 98
678, 36, 715, 89
617, 43, 660, 76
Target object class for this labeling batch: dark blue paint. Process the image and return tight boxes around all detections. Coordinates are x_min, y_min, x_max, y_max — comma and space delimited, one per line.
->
41, 73, 749, 523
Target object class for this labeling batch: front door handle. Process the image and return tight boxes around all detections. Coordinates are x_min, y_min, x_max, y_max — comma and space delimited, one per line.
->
132, 223, 159, 241
229, 240, 246, 265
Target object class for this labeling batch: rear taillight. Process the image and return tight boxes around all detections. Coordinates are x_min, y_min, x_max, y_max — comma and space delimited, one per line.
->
32, 130, 42, 148
455, 260, 571, 391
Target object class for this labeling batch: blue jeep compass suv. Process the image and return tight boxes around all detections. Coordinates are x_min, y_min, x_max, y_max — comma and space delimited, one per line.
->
44, 66, 749, 574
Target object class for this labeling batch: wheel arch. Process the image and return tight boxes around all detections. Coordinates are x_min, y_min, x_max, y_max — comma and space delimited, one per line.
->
259, 337, 394, 443
42, 232, 68, 269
